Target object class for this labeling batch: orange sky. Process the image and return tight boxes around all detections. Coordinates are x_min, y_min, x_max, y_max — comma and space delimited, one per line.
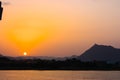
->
0, 0, 120, 56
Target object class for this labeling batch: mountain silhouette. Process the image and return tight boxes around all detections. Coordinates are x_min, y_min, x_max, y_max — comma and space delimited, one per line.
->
0, 45, 120, 70
78, 44, 120, 63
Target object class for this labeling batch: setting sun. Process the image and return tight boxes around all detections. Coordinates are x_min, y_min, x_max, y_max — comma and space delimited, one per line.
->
23, 52, 27, 56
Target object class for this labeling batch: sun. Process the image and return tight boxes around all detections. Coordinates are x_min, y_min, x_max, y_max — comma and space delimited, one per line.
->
23, 52, 27, 56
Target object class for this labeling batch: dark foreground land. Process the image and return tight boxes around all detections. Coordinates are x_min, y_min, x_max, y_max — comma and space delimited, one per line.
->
0, 56, 120, 70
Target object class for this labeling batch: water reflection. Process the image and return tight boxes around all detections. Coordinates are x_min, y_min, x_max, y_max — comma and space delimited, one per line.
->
0, 71, 120, 80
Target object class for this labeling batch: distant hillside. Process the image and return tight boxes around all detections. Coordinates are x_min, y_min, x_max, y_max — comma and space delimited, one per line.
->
14, 56, 67, 60
1, 46, 120, 70
78, 44, 120, 63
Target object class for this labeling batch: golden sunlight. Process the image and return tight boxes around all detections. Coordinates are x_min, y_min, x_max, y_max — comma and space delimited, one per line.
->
23, 52, 27, 56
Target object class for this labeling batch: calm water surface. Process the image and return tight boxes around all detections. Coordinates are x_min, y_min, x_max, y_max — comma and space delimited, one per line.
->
0, 70, 120, 80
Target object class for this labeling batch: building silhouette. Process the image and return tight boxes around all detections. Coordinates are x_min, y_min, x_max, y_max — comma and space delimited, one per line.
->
0, 1, 3, 20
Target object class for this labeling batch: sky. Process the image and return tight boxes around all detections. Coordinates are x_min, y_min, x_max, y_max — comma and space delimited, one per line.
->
0, 0, 120, 57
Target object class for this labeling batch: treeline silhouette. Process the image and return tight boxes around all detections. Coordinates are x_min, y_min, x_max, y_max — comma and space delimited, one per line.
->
0, 56, 120, 70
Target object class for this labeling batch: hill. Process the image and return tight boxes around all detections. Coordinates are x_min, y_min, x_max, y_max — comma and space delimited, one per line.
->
78, 44, 120, 63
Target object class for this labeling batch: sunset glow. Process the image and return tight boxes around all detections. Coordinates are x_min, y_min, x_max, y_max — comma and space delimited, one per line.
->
24, 52, 27, 56
0, 0, 120, 56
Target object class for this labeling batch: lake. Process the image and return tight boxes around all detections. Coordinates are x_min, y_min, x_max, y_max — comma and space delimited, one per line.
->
0, 71, 120, 80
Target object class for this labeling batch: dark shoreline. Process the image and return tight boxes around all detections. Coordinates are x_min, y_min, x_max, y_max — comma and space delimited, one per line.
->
0, 56, 120, 71
0, 68, 120, 71
0, 69, 120, 71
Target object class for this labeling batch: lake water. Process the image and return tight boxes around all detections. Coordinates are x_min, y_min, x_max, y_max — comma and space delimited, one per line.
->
0, 71, 120, 80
